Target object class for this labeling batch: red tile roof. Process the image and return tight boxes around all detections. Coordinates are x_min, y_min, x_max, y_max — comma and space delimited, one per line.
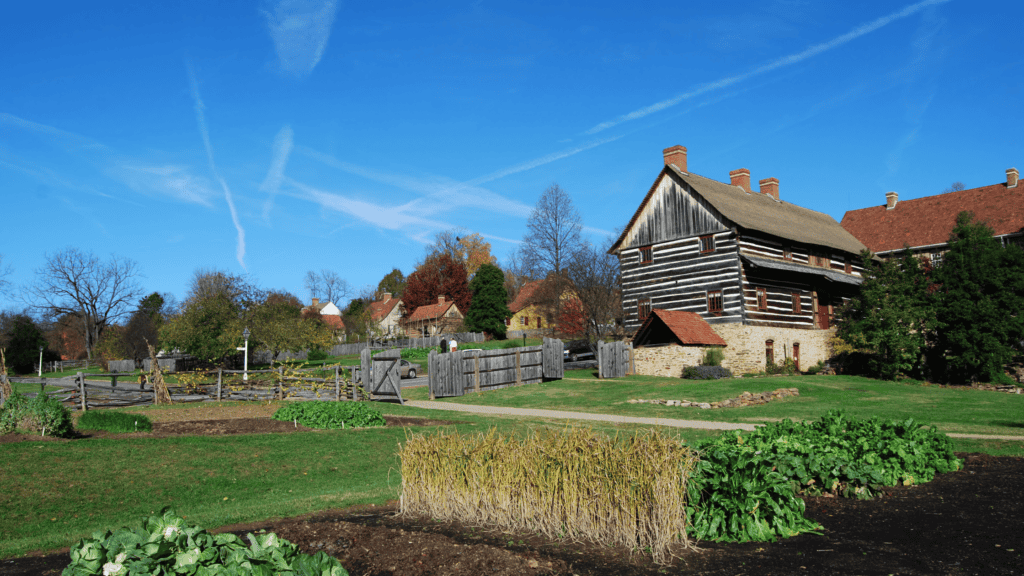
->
633, 309, 727, 347
321, 315, 345, 330
841, 182, 1024, 254
406, 300, 458, 322
509, 280, 542, 313
367, 296, 401, 321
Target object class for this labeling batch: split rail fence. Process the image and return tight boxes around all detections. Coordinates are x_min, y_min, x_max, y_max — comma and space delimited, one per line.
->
427, 337, 563, 398
0, 365, 373, 411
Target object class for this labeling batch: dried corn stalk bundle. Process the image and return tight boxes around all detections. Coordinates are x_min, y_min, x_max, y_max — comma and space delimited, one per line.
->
399, 426, 697, 563
146, 342, 173, 405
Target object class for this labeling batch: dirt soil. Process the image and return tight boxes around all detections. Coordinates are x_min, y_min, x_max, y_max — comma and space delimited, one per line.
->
2, 405, 1022, 576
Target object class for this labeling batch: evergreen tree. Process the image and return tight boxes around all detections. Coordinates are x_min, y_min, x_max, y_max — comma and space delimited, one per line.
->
464, 264, 512, 339
5, 315, 51, 374
932, 212, 1024, 383
835, 249, 932, 380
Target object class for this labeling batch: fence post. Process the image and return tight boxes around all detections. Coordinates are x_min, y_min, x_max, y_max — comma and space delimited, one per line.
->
277, 366, 284, 400
335, 365, 340, 401
428, 350, 436, 400
474, 354, 481, 393
78, 372, 87, 411
515, 349, 522, 385
217, 368, 223, 401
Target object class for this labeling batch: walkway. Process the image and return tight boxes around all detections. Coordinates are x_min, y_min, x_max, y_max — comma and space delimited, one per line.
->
405, 400, 1024, 441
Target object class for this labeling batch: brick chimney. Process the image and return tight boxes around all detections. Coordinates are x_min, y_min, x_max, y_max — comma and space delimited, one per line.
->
381, 292, 392, 301
758, 178, 780, 200
438, 295, 446, 304
886, 191, 898, 210
311, 298, 320, 307
1008, 168, 1019, 188
729, 168, 751, 192
662, 145, 687, 172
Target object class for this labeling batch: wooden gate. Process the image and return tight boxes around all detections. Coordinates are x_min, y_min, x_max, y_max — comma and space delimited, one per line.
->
427, 339, 562, 399
360, 348, 404, 404
597, 341, 632, 378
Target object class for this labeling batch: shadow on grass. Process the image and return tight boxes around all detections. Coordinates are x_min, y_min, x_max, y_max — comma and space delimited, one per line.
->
992, 421, 1024, 429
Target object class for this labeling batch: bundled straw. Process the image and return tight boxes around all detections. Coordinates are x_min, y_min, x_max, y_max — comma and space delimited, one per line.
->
399, 427, 697, 563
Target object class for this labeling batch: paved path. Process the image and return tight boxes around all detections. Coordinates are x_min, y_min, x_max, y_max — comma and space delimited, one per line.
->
405, 401, 758, 431
406, 400, 1024, 441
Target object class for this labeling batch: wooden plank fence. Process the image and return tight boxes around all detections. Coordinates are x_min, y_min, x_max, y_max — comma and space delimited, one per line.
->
597, 341, 634, 379
427, 338, 563, 398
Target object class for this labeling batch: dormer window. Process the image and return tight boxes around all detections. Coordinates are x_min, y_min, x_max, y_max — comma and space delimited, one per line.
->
700, 235, 715, 254
639, 246, 653, 264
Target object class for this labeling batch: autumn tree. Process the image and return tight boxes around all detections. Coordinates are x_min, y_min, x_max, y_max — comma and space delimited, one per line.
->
304, 269, 350, 305
22, 248, 143, 360
425, 229, 497, 278
464, 263, 511, 339
404, 253, 472, 318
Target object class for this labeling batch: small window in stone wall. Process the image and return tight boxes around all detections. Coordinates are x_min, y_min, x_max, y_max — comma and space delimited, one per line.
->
766, 340, 774, 366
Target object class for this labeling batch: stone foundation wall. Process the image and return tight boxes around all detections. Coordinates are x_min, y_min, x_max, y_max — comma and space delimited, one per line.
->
633, 345, 709, 378
711, 324, 834, 375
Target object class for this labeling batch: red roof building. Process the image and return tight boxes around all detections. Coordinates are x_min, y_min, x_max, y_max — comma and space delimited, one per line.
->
404, 295, 463, 336
841, 168, 1023, 259
633, 309, 728, 348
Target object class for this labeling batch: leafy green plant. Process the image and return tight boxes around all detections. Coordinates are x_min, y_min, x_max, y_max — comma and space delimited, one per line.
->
61, 508, 348, 575
271, 401, 386, 429
77, 411, 153, 433
701, 347, 725, 367
805, 360, 826, 375
307, 349, 329, 362
765, 358, 798, 376
0, 392, 75, 437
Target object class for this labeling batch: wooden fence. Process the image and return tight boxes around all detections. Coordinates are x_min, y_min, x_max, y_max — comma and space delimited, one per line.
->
427, 338, 563, 398
359, 348, 404, 404
597, 341, 634, 378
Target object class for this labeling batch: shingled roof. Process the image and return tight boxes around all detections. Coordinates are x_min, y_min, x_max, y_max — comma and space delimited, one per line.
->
367, 295, 401, 322
633, 309, 727, 347
509, 280, 542, 313
610, 165, 869, 256
840, 180, 1024, 254
406, 298, 458, 322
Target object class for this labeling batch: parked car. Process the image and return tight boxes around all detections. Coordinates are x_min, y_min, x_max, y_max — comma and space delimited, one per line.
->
563, 340, 596, 362
399, 360, 421, 379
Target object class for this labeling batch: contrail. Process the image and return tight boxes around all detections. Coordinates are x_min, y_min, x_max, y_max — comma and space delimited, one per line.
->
584, 0, 953, 135
187, 62, 247, 269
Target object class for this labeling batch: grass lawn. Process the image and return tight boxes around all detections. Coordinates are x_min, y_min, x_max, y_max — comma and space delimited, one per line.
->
401, 373, 1024, 438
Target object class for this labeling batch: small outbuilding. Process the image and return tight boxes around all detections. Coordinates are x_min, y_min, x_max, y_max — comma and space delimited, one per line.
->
632, 309, 727, 377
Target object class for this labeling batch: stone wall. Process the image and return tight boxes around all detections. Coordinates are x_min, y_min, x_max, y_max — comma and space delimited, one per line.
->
711, 324, 834, 374
633, 344, 709, 378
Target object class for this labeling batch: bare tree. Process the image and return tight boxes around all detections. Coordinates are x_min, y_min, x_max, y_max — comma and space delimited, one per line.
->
0, 254, 12, 297
502, 247, 534, 305
567, 240, 622, 344
943, 182, 966, 193
521, 184, 583, 277
22, 248, 143, 360
304, 269, 351, 305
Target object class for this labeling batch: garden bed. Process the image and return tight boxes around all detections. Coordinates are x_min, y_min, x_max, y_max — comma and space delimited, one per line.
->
1, 405, 1021, 575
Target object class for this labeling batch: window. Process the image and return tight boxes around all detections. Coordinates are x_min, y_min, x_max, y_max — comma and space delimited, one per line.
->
811, 252, 829, 268
766, 340, 775, 366
756, 287, 768, 311
639, 246, 653, 264
520, 316, 527, 327
707, 290, 723, 314
638, 298, 652, 321
931, 252, 943, 266
700, 235, 715, 254
844, 258, 852, 274
783, 246, 792, 261
537, 317, 541, 328
792, 292, 801, 313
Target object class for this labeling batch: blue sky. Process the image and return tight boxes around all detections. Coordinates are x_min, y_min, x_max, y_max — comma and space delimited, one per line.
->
2, 0, 1021, 313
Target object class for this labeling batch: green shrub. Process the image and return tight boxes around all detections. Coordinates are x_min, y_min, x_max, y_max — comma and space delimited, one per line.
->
765, 358, 798, 376
687, 410, 962, 542
701, 347, 724, 367
307, 349, 329, 362
0, 392, 74, 437
62, 508, 348, 576
400, 347, 433, 359
805, 360, 826, 375
77, 411, 153, 433
271, 401, 386, 429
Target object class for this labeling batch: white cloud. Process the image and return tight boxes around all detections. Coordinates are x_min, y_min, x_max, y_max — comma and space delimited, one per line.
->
262, 0, 339, 77
187, 63, 247, 269
285, 177, 446, 230
260, 125, 294, 221
111, 163, 217, 207
584, 0, 954, 135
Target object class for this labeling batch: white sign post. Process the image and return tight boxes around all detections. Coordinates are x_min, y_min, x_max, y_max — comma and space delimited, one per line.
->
237, 328, 250, 381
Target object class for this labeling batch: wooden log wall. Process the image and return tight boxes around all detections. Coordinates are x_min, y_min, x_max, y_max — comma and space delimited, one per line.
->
620, 230, 743, 330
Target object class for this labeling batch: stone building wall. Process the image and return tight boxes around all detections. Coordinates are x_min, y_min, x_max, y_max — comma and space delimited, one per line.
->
633, 344, 710, 378
711, 324, 835, 374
